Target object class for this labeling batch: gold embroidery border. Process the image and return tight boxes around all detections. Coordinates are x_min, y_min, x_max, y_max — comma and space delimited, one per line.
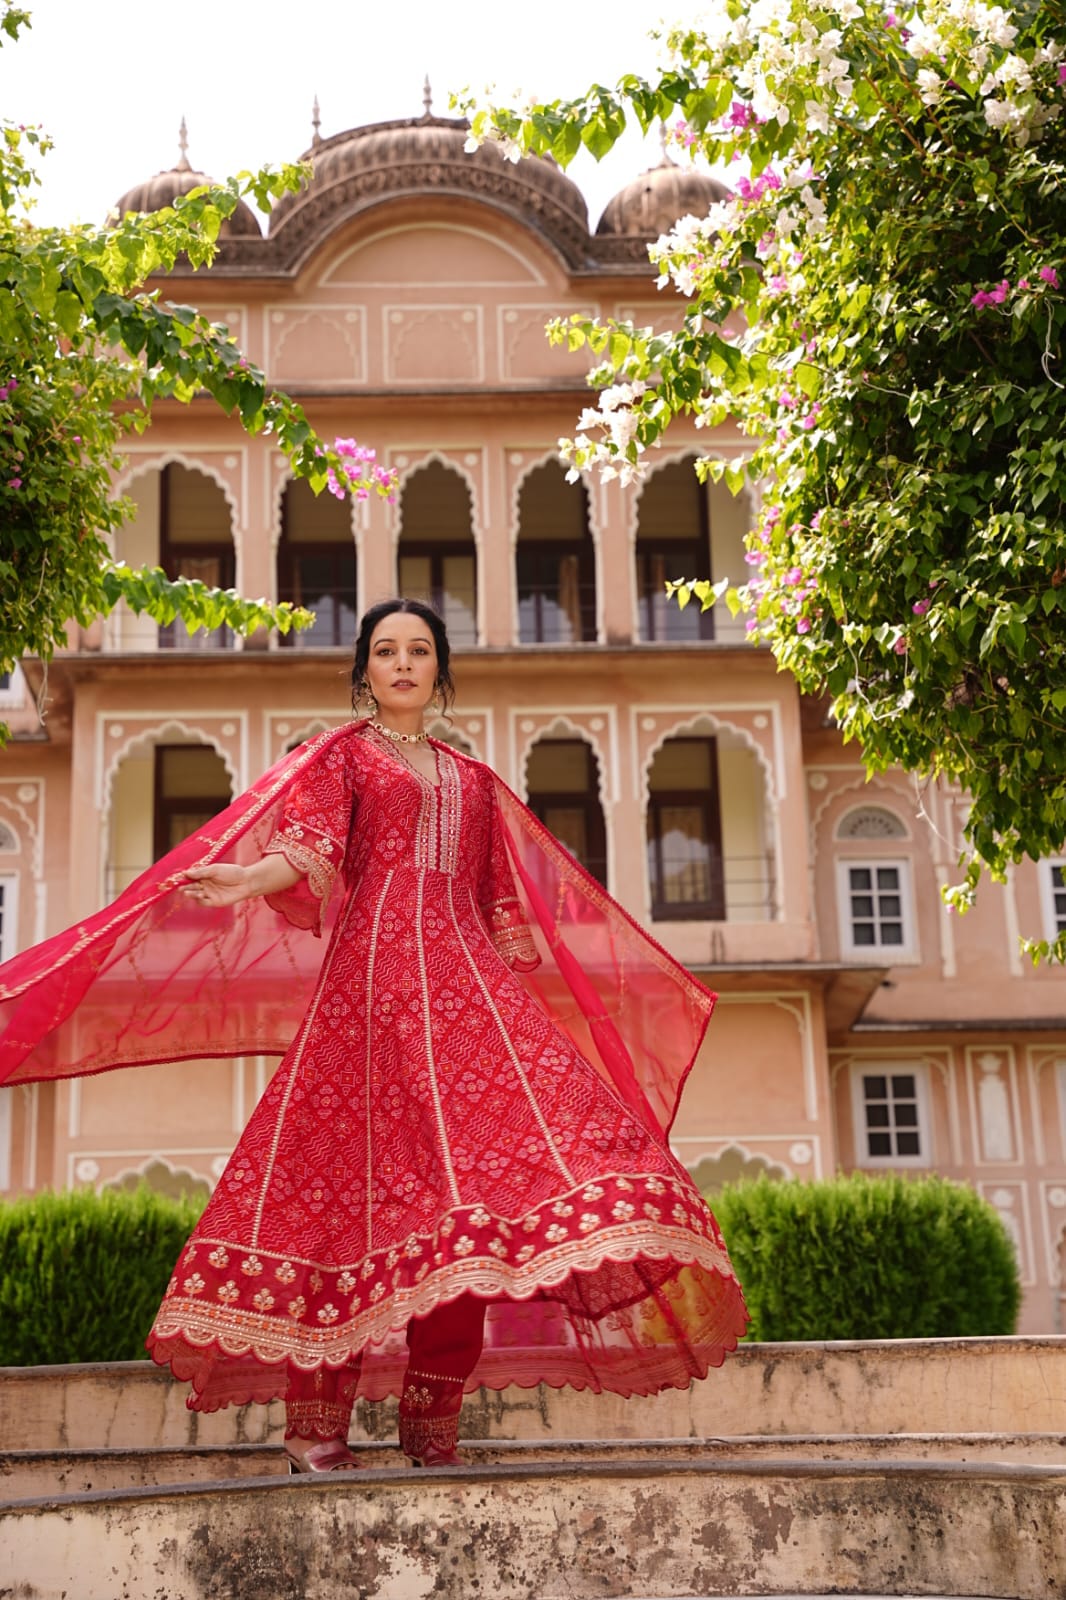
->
154, 1217, 739, 1371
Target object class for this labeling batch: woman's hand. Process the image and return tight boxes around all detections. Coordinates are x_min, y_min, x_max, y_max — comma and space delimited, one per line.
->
182, 863, 254, 909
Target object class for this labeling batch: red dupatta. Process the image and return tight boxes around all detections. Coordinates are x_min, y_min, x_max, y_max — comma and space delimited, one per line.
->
0, 723, 714, 1141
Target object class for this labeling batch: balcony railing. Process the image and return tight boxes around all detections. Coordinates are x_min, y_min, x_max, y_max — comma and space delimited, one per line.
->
652, 853, 778, 923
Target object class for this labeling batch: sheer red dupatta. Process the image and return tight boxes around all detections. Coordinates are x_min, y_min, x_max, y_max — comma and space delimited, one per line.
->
0, 726, 715, 1144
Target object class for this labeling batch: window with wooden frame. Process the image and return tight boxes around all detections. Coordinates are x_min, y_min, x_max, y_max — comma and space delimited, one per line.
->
152, 745, 232, 861
526, 739, 607, 887
646, 736, 724, 920
158, 464, 236, 650
635, 460, 714, 643
277, 477, 357, 648
516, 463, 596, 644
397, 462, 477, 646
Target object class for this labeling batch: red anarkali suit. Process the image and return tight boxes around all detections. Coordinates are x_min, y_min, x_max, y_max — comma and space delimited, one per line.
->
0, 721, 747, 1450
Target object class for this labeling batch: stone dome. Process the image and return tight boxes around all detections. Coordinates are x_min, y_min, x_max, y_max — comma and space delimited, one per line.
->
268, 109, 589, 266
597, 160, 730, 239
113, 123, 262, 238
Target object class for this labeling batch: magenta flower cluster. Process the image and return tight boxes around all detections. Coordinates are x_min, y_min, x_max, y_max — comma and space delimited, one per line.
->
0, 378, 18, 402
723, 100, 759, 131
325, 436, 398, 503
735, 169, 783, 204
972, 266, 1059, 307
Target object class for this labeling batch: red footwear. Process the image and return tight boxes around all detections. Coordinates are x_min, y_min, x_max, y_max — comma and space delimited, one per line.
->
408, 1442, 464, 1468
285, 1440, 362, 1474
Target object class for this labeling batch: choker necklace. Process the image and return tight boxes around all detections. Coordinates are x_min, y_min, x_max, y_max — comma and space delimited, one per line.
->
371, 719, 428, 745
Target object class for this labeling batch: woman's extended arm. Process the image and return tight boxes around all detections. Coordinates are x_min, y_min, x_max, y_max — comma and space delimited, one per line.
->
183, 855, 302, 909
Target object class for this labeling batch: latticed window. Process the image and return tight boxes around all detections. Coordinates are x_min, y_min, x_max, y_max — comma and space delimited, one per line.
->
1048, 864, 1066, 935
841, 862, 907, 950
837, 806, 907, 840
853, 1068, 927, 1164
0, 874, 17, 963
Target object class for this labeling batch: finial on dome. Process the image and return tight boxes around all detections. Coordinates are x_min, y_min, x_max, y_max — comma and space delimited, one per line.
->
311, 94, 322, 147
422, 75, 433, 117
176, 116, 191, 173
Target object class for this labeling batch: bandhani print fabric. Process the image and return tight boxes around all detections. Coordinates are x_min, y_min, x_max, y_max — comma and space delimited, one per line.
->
0, 721, 747, 1408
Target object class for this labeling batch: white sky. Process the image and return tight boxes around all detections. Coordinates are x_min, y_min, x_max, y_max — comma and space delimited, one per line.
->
0, 0, 685, 232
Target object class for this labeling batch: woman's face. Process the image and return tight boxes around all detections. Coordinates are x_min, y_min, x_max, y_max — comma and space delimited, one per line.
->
365, 611, 439, 719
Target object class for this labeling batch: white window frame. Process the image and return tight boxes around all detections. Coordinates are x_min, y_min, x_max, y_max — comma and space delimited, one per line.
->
836, 856, 916, 960
1041, 861, 1066, 942
0, 872, 18, 963
849, 1061, 932, 1169
0, 663, 25, 707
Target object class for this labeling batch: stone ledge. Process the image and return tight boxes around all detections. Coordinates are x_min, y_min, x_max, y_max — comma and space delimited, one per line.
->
1, 1458, 1062, 1600
5, 1432, 1066, 1500
4, 1336, 1064, 1452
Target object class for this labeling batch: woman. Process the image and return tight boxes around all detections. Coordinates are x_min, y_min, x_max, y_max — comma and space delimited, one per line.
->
0, 598, 747, 1473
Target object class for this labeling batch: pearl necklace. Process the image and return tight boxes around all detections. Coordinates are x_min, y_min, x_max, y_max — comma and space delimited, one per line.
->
371, 719, 428, 745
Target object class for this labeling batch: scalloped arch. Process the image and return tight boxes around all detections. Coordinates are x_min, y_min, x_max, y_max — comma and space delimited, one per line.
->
101, 1154, 213, 1197
517, 716, 610, 811
627, 446, 755, 549
0, 794, 40, 875
114, 453, 239, 537
101, 719, 239, 815
394, 452, 481, 555
641, 711, 778, 809
687, 1142, 792, 1192
270, 466, 360, 555
427, 718, 477, 757
509, 452, 598, 550
808, 774, 915, 867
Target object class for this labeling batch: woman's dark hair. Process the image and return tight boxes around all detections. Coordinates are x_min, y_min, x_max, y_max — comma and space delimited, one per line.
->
350, 598, 455, 714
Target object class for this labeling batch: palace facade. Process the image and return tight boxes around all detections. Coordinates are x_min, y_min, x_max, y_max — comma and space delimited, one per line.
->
2, 103, 1065, 1332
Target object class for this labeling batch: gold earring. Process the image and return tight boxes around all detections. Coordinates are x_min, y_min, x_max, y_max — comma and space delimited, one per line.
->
361, 680, 378, 717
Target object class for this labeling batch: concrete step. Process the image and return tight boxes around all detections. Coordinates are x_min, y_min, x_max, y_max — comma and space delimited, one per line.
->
1, 1457, 1062, 1600
4, 1431, 1065, 1499
4, 1335, 1064, 1452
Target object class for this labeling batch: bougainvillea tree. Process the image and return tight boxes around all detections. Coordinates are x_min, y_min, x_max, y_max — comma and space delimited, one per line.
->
461, 0, 1066, 958
0, 5, 395, 736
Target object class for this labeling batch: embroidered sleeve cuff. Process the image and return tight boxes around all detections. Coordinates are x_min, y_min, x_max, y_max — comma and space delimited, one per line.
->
262, 828, 339, 935
483, 897, 541, 972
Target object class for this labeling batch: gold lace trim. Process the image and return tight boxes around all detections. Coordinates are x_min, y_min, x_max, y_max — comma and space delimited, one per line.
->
263, 831, 337, 912
398, 1412, 460, 1458
483, 895, 540, 970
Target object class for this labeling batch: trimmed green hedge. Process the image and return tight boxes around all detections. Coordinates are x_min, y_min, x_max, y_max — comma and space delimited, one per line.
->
712, 1172, 1021, 1341
0, 1173, 1022, 1364
0, 1187, 205, 1365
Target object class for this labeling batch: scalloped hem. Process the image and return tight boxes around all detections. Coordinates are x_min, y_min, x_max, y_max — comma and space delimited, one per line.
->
146, 1251, 748, 1414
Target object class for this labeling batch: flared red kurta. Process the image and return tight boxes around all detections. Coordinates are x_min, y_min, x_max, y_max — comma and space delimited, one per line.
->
144, 724, 746, 1408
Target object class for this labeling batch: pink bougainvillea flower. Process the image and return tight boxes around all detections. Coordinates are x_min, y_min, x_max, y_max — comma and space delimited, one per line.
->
796, 617, 811, 634
7, 477, 22, 489
912, 598, 931, 616
893, 635, 908, 655
1059, 64, 1066, 86
1040, 266, 1060, 288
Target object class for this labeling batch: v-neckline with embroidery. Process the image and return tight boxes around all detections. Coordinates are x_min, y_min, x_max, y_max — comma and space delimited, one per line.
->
364, 724, 445, 791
